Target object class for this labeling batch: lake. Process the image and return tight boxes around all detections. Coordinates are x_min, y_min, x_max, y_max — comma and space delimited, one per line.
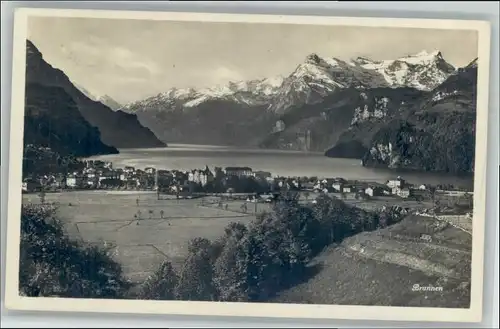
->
87, 144, 474, 188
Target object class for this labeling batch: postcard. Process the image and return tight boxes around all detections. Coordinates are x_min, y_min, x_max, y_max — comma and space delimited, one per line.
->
4, 7, 491, 323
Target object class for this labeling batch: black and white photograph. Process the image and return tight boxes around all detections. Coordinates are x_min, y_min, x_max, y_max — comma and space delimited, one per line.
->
4, 8, 492, 322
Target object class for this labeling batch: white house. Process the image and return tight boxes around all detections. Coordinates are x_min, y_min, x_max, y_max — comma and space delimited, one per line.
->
365, 187, 374, 197
342, 186, 352, 193
419, 184, 428, 190
332, 183, 343, 192
199, 173, 208, 186
387, 176, 405, 189
66, 176, 77, 188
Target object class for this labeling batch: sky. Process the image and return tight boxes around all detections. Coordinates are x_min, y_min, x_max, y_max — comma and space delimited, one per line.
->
27, 16, 478, 104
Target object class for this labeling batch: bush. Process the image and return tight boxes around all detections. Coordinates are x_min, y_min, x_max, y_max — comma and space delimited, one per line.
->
19, 204, 130, 298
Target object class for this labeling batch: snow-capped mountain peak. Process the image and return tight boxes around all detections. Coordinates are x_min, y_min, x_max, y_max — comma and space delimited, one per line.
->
122, 75, 285, 112
122, 49, 457, 115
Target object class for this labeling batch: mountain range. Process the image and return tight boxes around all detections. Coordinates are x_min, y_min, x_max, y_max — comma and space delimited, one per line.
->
119, 50, 477, 173
24, 40, 165, 158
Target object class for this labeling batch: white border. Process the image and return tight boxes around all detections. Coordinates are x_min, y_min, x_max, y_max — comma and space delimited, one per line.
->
3, 7, 492, 323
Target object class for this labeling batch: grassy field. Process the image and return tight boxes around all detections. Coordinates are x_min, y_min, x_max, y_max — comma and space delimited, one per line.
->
273, 215, 472, 307
23, 191, 256, 283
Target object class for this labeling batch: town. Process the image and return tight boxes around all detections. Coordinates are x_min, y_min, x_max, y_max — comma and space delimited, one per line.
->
22, 159, 474, 209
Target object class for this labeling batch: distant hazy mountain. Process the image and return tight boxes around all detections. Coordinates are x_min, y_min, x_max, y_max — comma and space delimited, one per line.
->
26, 40, 165, 149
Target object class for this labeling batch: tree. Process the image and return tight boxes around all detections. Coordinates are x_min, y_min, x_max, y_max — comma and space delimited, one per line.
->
19, 204, 130, 298
303, 191, 310, 201
175, 242, 218, 301
160, 210, 165, 219
213, 233, 249, 301
136, 210, 142, 225
38, 190, 46, 204
136, 198, 139, 207
241, 203, 248, 213
148, 209, 154, 219
138, 261, 178, 300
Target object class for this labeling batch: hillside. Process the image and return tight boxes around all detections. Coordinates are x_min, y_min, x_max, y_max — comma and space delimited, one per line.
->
24, 83, 118, 157
25, 40, 165, 149
262, 87, 425, 153
360, 63, 477, 174
273, 215, 471, 308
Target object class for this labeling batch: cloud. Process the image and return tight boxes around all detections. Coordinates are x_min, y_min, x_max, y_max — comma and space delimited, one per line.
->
109, 46, 160, 75
199, 66, 245, 87
64, 39, 160, 77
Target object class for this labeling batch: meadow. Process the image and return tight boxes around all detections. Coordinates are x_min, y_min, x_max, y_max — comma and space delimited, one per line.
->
22, 190, 257, 283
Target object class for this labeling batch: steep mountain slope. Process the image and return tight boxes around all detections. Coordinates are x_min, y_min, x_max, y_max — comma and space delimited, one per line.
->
120, 50, 455, 147
360, 60, 478, 173
263, 87, 426, 153
26, 40, 165, 149
24, 82, 119, 157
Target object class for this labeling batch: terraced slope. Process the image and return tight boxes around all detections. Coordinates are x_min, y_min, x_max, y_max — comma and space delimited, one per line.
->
273, 215, 471, 308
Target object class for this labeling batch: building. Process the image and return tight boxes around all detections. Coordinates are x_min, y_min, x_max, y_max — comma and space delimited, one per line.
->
225, 167, 253, 177
301, 181, 315, 191
396, 187, 411, 198
387, 176, 406, 189
365, 187, 375, 197
188, 169, 210, 186
22, 179, 42, 192
332, 182, 343, 192
351, 182, 366, 193
410, 188, 431, 201
66, 175, 83, 188
365, 186, 385, 197
85, 160, 112, 169
342, 186, 352, 193
124, 166, 135, 173
144, 167, 156, 174
253, 171, 272, 180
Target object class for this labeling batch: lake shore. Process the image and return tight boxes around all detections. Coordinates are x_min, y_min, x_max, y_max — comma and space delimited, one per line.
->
86, 144, 474, 188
